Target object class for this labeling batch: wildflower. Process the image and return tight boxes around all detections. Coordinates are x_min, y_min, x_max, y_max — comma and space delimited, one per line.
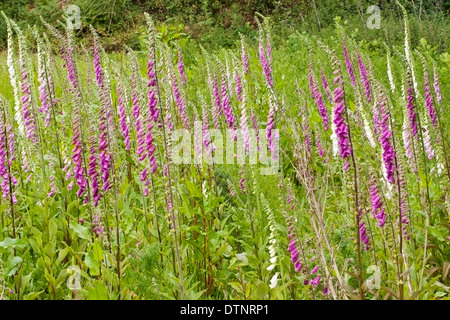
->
356, 51, 371, 102
342, 39, 356, 87
369, 177, 386, 227
309, 61, 329, 131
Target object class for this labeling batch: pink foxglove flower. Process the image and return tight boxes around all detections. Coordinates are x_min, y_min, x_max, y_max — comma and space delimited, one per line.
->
406, 77, 418, 137
177, 48, 187, 85
342, 39, 356, 87
433, 66, 442, 105
332, 61, 351, 169
369, 177, 386, 227
117, 85, 130, 150
309, 62, 329, 131
424, 73, 436, 127
379, 97, 395, 184
356, 52, 371, 102
287, 230, 302, 272
259, 34, 273, 88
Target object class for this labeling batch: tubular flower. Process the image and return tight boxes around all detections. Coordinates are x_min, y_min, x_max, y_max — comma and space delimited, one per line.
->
250, 110, 260, 151
177, 47, 187, 85
235, 72, 242, 102
309, 61, 329, 131
72, 115, 87, 198
92, 214, 104, 237
131, 74, 147, 163
117, 85, 130, 150
369, 177, 386, 227
402, 112, 413, 163
342, 39, 356, 87
147, 44, 160, 123
201, 97, 215, 157
379, 97, 395, 184
213, 77, 222, 116
316, 135, 325, 161
433, 65, 442, 105
356, 52, 371, 103
240, 34, 249, 74
0, 115, 17, 203
222, 74, 236, 135
258, 33, 273, 89
406, 77, 418, 137
93, 31, 112, 192
287, 229, 302, 272
358, 210, 370, 251
239, 80, 251, 154
423, 73, 436, 127
320, 68, 333, 104
88, 127, 101, 207
332, 64, 351, 168
172, 74, 189, 130
266, 100, 276, 157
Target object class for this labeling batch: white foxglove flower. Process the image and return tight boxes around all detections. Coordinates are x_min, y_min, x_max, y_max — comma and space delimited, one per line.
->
269, 272, 279, 289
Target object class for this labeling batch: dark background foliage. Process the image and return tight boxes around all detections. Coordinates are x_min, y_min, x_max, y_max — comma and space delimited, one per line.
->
0, 0, 449, 51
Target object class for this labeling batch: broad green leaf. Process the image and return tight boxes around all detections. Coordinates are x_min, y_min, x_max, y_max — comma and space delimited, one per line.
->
0, 237, 28, 249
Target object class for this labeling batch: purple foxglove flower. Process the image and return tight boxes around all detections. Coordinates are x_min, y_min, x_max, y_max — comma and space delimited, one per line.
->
433, 66, 442, 105
117, 86, 130, 150
332, 69, 352, 168
287, 231, 302, 272
266, 103, 276, 157
250, 110, 260, 151
311, 265, 319, 274
259, 38, 273, 88
369, 178, 386, 227
147, 49, 160, 123
356, 52, 371, 103
92, 214, 104, 237
177, 49, 187, 85
311, 275, 320, 287
239, 178, 246, 193
379, 98, 395, 184
72, 116, 88, 198
358, 210, 370, 251
342, 39, 356, 87
88, 131, 101, 207
222, 77, 236, 133
320, 68, 333, 104
424, 74, 436, 127
172, 74, 189, 130
316, 135, 325, 161
235, 72, 242, 102
309, 62, 329, 131
406, 78, 418, 137
19, 56, 37, 143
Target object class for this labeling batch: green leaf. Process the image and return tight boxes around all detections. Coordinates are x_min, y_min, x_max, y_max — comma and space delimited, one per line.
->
84, 252, 100, 276
6, 256, 22, 276
70, 222, 90, 240
87, 281, 108, 300
56, 247, 70, 266
185, 180, 202, 198
0, 237, 28, 249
